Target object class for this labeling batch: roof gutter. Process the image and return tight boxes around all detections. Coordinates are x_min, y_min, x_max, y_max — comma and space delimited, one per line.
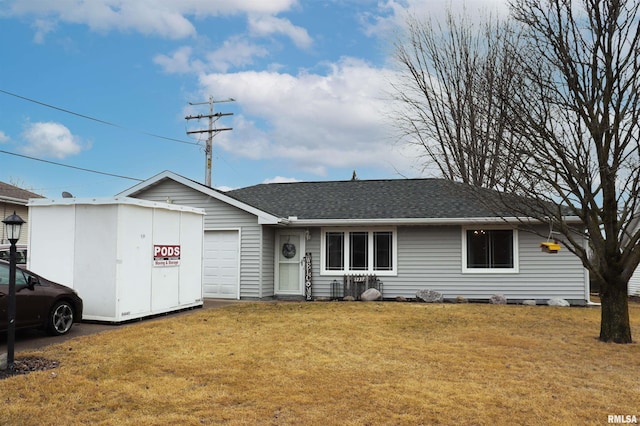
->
278, 216, 584, 227
0, 196, 30, 205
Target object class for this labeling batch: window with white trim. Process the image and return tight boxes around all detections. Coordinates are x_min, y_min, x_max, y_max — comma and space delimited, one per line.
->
321, 228, 397, 275
462, 227, 519, 273
326, 232, 344, 270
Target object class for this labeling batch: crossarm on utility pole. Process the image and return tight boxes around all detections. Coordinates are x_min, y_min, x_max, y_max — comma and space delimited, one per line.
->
184, 96, 235, 187
186, 128, 232, 134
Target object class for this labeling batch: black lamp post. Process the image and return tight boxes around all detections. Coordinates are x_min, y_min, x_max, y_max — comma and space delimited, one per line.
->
3, 211, 24, 371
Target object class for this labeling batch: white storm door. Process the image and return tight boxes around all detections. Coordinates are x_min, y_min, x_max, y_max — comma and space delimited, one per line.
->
275, 231, 305, 295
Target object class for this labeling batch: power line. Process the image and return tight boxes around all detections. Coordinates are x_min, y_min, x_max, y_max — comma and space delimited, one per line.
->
0, 88, 199, 146
0, 149, 143, 182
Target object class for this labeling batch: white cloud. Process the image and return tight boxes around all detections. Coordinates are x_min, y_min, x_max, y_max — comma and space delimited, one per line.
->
154, 33, 294, 75
198, 57, 416, 177
154, 46, 203, 74
362, 0, 510, 39
214, 185, 234, 192
10, 1, 194, 39
0, 131, 9, 143
205, 37, 270, 72
20, 122, 86, 159
248, 15, 312, 49
7, 0, 299, 40
263, 176, 300, 184
32, 18, 56, 43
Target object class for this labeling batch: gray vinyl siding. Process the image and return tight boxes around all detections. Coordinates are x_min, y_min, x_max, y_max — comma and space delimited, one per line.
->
393, 225, 587, 302
305, 224, 589, 303
261, 226, 275, 297
629, 269, 640, 296
129, 180, 264, 299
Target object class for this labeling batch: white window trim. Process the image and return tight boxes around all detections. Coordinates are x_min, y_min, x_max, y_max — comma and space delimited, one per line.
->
320, 227, 398, 276
461, 226, 519, 274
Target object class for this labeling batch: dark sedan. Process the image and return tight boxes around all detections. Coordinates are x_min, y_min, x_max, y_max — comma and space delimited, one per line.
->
0, 260, 83, 336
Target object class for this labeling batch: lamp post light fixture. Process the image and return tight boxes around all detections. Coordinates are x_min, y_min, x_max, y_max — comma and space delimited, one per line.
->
2, 211, 24, 371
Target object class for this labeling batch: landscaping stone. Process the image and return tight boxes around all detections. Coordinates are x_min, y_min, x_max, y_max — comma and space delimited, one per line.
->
343, 296, 356, 302
395, 296, 407, 302
522, 300, 537, 306
0, 357, 60, 380
416, 289, 443, 303
361, 288, 382, 301
490, 294, 507, 304
455, 296, 468, 304
547, 298, 570, 307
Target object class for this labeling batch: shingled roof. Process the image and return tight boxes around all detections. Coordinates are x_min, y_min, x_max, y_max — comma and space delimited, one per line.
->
225, 178, 514, 220
0, 181, 44, 204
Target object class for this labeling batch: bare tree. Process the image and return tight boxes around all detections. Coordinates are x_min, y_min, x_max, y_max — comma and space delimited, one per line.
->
391, 9, 525, 188
392, 1, 640, 343
501, 0, 640, 343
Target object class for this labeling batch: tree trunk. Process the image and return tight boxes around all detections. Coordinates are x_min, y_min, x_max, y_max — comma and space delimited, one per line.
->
599, 276, 632, 343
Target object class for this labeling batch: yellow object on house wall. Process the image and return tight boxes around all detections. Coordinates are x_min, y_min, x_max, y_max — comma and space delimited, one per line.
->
540, 241, 561, 253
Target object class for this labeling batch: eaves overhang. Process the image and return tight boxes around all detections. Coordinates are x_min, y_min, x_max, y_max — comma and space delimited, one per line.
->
0, 196, 29, 205
276, 216, 584, 227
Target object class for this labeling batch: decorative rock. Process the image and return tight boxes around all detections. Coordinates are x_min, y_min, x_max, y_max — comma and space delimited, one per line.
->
314, 296, 332, 302
361, 288, 382, 301
522, 300, 537, 306
547, 298, 570, 307
490, 294, 507, 305
395, 296, 407, 302
416, 289, 443, 303
343, 296, 356, 302
455, 296, 468, 304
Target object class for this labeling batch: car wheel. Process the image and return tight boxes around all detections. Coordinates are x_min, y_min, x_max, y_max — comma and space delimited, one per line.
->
47, 300, 75, 336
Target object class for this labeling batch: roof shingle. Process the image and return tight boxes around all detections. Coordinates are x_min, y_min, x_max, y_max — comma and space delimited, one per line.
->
226, 178, 511, 220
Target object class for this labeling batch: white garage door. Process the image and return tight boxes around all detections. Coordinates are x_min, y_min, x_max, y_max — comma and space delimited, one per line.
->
203, 230, 239, 299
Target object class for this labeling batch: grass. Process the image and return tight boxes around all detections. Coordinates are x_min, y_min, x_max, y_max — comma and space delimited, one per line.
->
2, 301, 640, 425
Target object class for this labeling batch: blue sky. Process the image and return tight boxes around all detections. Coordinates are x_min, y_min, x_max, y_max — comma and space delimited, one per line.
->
0, 0, 506, 198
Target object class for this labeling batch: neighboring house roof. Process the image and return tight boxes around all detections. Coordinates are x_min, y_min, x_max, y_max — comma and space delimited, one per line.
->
226, 179, 510, 220
0, 181, 44, 205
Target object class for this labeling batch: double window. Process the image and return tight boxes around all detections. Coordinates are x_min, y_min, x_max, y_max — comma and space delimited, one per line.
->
322, 228, 396, 275
463, 227, 518, 273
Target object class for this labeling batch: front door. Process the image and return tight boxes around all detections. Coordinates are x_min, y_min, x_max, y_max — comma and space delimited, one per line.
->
275, 231, 305, 296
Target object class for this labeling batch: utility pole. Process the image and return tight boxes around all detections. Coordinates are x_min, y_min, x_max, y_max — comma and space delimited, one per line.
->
185, 96, 234, 187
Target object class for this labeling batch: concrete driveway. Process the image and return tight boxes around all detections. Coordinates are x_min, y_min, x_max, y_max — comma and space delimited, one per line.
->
0, 299, 240, 353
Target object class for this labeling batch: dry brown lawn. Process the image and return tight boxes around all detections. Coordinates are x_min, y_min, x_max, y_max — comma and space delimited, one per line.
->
1, 301, 639, 425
